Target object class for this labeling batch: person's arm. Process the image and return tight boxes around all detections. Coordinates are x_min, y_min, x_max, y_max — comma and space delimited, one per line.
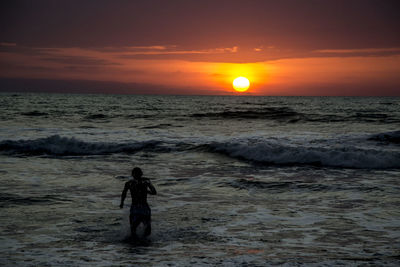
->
147, 180, 157, 195
120, 182, 129, 208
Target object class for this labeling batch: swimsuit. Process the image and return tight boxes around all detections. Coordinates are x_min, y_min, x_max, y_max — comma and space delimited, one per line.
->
130, 204, 151, 225
130, 204, 151, 216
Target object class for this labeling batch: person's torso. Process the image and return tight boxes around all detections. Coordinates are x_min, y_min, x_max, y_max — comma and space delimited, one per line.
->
129, 178, 149, 206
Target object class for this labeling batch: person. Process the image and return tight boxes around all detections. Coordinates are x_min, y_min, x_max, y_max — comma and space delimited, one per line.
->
120, 167, 157, 238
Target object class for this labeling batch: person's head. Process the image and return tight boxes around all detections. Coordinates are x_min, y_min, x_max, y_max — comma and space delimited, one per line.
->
132, 167, 143, 179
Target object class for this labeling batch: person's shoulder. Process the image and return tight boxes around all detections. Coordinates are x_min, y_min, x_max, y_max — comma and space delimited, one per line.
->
125, 180, 133, 186
142, 177, 151, 183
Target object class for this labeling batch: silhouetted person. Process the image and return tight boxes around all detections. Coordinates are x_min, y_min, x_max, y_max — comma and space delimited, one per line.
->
120, 167, 157, 238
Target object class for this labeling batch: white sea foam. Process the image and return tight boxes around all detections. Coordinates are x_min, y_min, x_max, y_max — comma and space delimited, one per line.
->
206, 139, 400, 169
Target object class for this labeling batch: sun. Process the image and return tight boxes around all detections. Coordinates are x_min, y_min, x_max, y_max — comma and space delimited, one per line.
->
232, 77, 250, 92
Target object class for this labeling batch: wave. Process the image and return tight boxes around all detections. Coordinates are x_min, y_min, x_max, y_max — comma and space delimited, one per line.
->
191, 107, 300, 121
226, 179, 381, 192
203, 140, 400, 169
84, 114, 109, 120
368, 130, 400, 144
189, 107, 399, 124
0, 192, 70, 207
0, 135, 162, 156
140, 123, 174, 129
1, 134, 399, 169
21, 111, 48, 116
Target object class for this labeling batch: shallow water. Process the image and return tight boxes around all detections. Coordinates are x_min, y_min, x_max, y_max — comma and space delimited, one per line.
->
0, 94, 399, 265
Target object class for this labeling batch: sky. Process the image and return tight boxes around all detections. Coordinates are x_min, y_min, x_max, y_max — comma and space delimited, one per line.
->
1, 0, 399, 95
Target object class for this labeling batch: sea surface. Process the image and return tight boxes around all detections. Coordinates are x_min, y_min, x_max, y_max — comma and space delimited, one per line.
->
0, 93, 399, 266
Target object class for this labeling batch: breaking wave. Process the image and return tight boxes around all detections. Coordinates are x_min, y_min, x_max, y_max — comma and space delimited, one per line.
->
1, 134, 399, 169
0, 135, 162, 156
368, 130, 400, 144
203, 140, 400, 169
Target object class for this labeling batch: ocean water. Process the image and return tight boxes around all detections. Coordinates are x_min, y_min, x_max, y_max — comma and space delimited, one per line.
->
0, 93, 399, 266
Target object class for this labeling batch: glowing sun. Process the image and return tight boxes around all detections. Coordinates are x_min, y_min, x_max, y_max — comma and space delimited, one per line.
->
232, 77, 250, 92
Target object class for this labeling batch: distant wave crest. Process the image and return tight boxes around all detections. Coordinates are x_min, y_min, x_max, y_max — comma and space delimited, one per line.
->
84, 114, 109, 120
0, 135, 161, 156
191, 107, 300, 121
191, 107, 399, 124
368, 130, 400, 144
21, 111, 48, 117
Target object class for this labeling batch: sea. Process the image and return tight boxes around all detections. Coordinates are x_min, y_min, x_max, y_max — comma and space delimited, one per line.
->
0, 93, 399, 266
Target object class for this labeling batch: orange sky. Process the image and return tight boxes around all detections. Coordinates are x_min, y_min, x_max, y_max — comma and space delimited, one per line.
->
1, 45, 399, 95
1, 0, 400, 95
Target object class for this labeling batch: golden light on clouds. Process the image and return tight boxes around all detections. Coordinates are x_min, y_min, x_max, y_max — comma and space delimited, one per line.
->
1, 44, 399, 95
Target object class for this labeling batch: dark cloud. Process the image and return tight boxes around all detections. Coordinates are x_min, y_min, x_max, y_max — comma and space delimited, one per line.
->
1, 0, 399, 51
0, 64, 52, 72
0, 78, 222, 95
0, 42, 17, 47
41, 55, 120, 66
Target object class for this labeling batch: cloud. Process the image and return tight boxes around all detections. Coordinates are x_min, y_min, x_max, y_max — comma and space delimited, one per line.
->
314, 47, 400, 55
118, 46, 239, 57
0, 42, 17, 47
41, 55, 121, 66
0, 78, 226, 95
2, 1, 399, 52
223, 46, 238, 53
126, 45, 169, 50
27, 45, 240, 62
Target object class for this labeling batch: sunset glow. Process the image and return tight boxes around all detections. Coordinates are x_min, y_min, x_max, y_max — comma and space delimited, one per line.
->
0, 1, 399, 96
